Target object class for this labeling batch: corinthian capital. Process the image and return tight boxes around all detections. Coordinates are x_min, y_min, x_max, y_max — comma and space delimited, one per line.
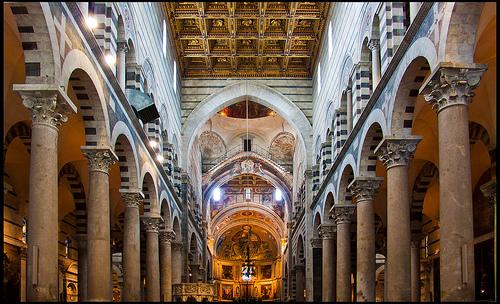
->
420, 62, 487, 113
142, 216, 162, 233
332, 204, 356, 225
159, 229, 176, 244
368, 39, 379, 51
117, 41, 129, 53
374, 136, 422, 169
348, 176, 383, 202
13, 85, 77, 129
171, 241, 183, 251
81, 147, 118, 173
120, 189, 144, 209
318, 223, 336, 240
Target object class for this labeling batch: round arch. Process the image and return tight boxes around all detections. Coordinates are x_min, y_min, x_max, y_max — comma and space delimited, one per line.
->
62, 49, 111, 146
182, 81, 313, 169
111, 121, 140, 191
335, 153, 357, 202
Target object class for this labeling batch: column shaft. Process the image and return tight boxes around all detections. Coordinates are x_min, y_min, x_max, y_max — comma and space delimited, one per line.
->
26, 107, 61, 301
117, 43, 127, 91
122, 196, 142, 301
171, 242, 183, 284
438, 104, 475, 300
336, 222, 351, 301
369, 40, 381, 88
346, 89, 353, 133
357, 200, 376, 301
386, 164, 411, 300
86, 169, 112, 301
322, 237, 336, 301
83, 148, 117, 301
411, 240, 421, 302
160, 240, 172, 301
421, 64, 487, 301
146, 230, 160, 301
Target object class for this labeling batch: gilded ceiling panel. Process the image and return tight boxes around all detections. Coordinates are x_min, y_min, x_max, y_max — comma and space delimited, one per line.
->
165, 2, 330, 77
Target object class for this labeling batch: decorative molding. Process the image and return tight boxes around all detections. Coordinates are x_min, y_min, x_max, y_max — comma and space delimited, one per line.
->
142, 216, 162, 233
159, 229, 176, 244
81, 147, 118, 173
310, 238, 322, 248
120, 190, 144, 209
332, 204, 356, 225
318, 223, 336, 240
348, 176, 383, 202
420, 62, 487, 113
368, 38, 380, 51
13, 85, 77, 129
374, 136, 422, 169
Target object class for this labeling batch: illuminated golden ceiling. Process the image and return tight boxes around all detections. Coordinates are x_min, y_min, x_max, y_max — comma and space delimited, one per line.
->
164, 2, 331, 78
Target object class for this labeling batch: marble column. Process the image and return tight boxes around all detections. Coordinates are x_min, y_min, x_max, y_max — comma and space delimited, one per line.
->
333, 204, 356, 302
421, 63, 487, 301
319, 224, 337, 301
14, 87, 74, 301
143, 217, 161, 302
368, 39, 381, 89
120, 190, 144, 301
160, 229, 176, 301
295, 264, 305, 302
76, 234, 88, 302
375, 136, 421, 301
82, 147, 118, 301
346, 87, 353, 133
481, 180, 496, 302
20, 247, 27, 302
171, 242, 183, 284
410, 238, 421, 302
116, 41, 128, 91
349, 177, 383, 302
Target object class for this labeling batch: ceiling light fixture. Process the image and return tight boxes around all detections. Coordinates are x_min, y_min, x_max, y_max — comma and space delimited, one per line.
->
86, 16, 98, 29
105, 53, 116, 66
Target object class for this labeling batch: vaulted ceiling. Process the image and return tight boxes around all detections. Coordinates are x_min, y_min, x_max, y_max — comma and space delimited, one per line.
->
164, 2, 331, 78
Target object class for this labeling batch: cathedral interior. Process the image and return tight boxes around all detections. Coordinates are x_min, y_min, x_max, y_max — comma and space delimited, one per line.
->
2, 2, 497, 302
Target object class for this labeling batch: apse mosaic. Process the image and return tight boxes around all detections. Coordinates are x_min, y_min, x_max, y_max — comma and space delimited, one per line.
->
216, 225, 276, 261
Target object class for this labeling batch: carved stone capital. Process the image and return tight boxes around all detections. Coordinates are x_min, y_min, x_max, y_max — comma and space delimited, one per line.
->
172, 241, 184, 251
420, 63, 487, 113
81, 147, 118, 173
142, 216, 162, 233
332, 204, 356, 225
374, 136, 422, 169
348, 177, 383, 202
117, 41, 129, 53
14, 85, 78, 130
368, 39, 380, 51
120, 189, 144, 209
159, 229, 176, 244
318, 223, 336, 240
480, 180, 497, 206
310, 238, 322, 248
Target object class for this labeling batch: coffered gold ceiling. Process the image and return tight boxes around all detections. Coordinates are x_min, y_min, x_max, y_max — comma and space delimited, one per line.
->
164, 2, 331, 78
